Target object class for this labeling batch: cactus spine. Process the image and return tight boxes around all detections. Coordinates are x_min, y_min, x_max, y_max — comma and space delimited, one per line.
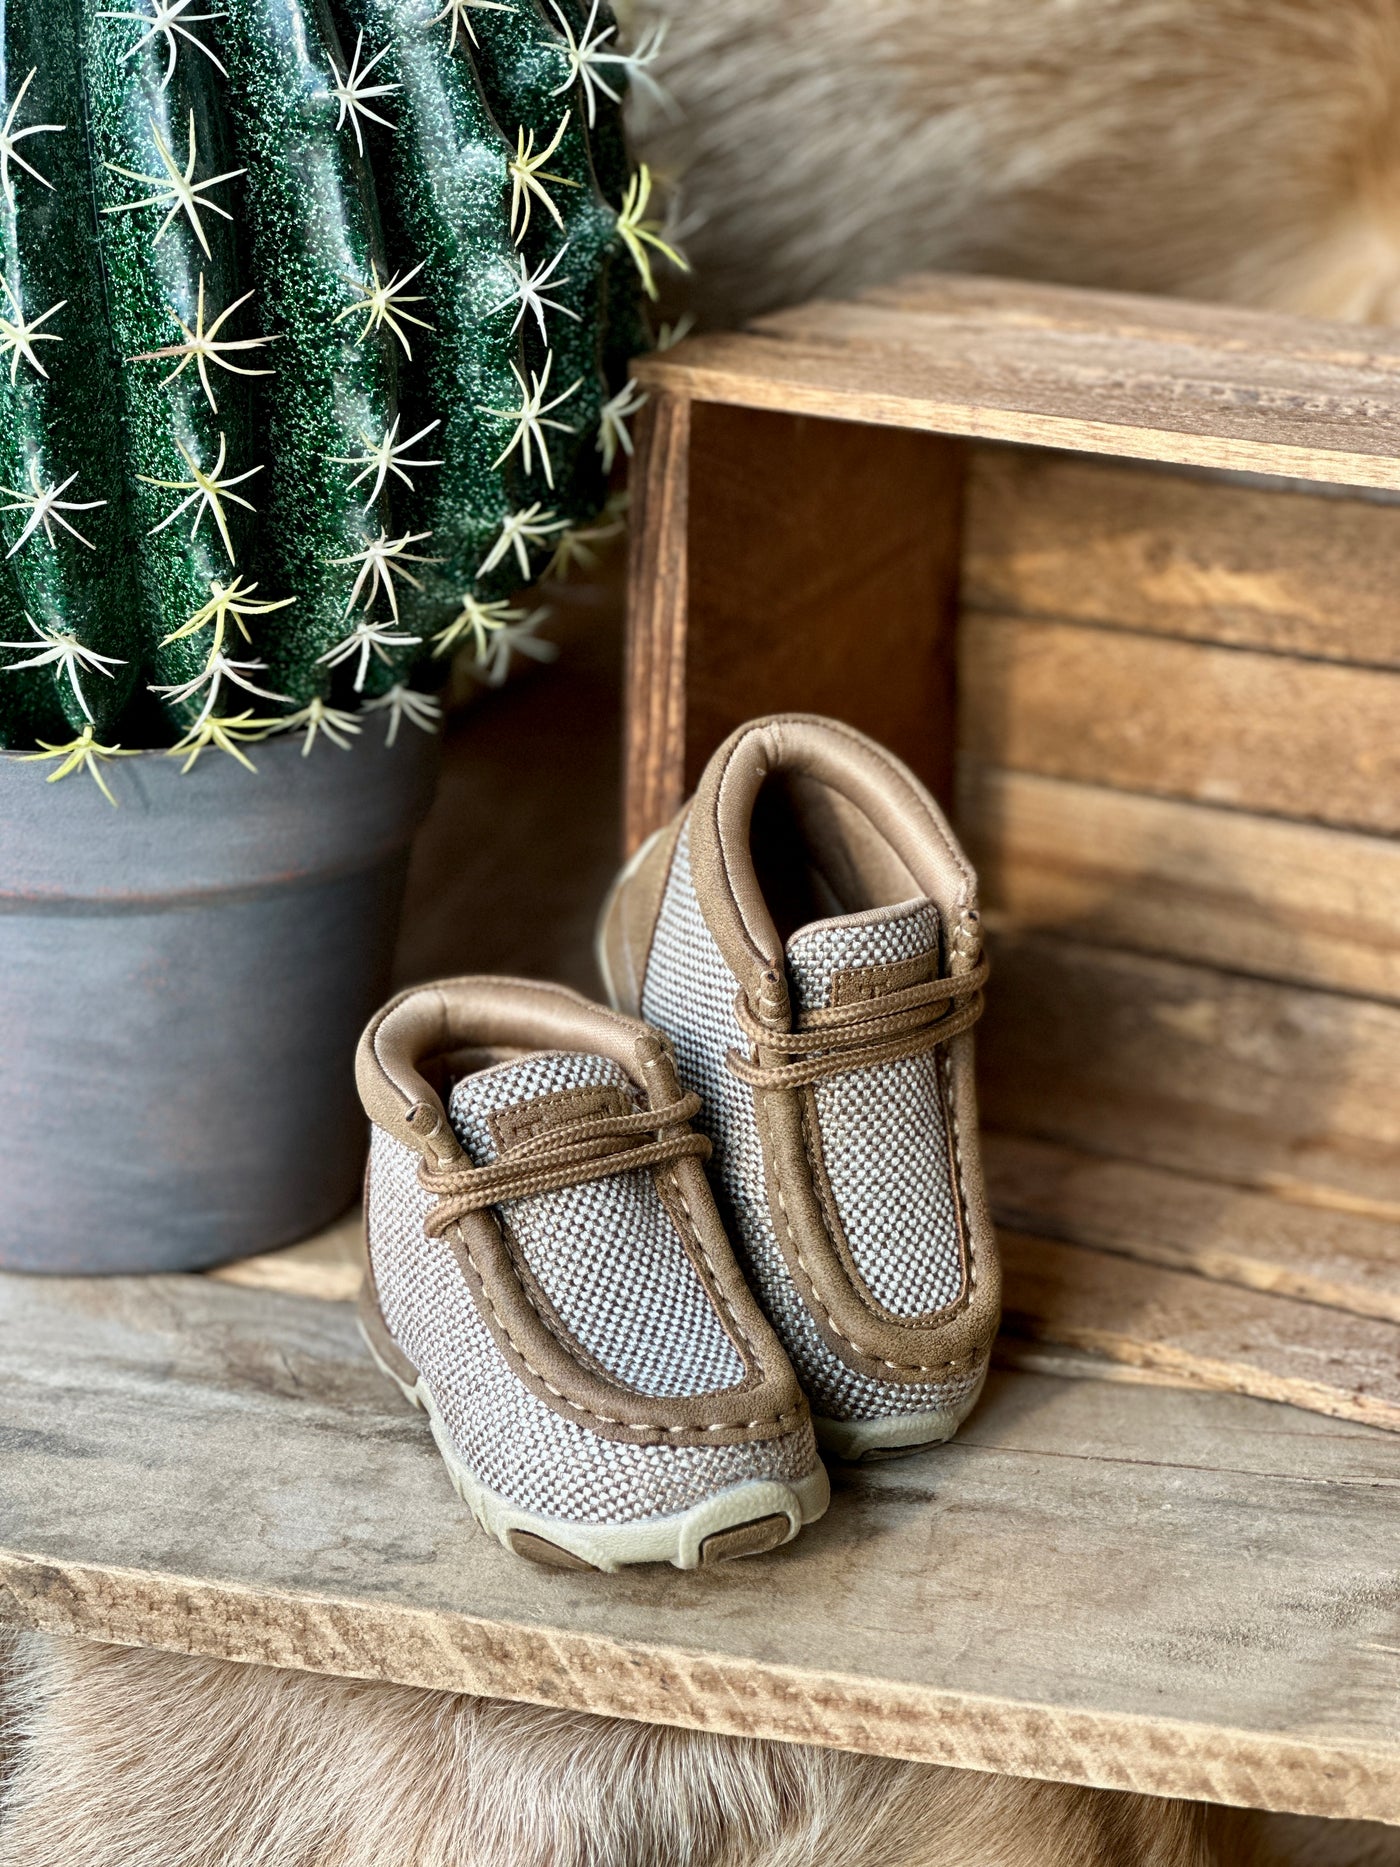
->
0, 0, 668, 778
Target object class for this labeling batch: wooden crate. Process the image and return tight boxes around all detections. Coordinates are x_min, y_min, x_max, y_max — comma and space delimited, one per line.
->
626, 273, 1400, 1423
5, 555, 1400, 1828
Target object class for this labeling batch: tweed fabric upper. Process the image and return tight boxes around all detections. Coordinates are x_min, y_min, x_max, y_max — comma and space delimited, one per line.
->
448, 1051, 746, 1400
367, 1124, 817, 1526
640, 826, 985, 1422
787, 902, 965, 1317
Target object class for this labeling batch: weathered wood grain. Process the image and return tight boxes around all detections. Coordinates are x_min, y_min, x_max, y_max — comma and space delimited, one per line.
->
991, 1338, 1200, 1391
986, 1134, 1400, 1323
1000, 1231, 1400, 1432
957, 767, 1400, 1004
961, 450, 1400, 665
623, 390, 692, 851
958, 614, 1400, 834
977, 930, 1400, 1219
624, 400, 967, 852
863, 270, 1400, 365
4, 1271, 1400, 1823
683, 404, 964, 817
211, 1210, 362, 1303
637, 273, 1400, 493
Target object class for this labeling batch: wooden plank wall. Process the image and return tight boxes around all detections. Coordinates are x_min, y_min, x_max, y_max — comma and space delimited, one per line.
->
624, 400, 964, 848
956, 449, 1400, 1409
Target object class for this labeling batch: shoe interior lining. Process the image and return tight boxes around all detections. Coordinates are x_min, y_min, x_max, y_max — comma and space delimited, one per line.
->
749, 772, 925, 948
421, 1044, 535, 1106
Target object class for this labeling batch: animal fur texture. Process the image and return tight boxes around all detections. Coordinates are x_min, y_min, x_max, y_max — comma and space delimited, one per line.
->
633, 0, 1400, 327
1, 1631, 1397, 1867
0, 1631, 1234, 1867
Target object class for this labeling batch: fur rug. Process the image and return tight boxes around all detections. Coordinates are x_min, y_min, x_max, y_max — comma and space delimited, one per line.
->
636, 0, 1400, 327
0, 1631, 1253, 1867
1, 1631, 1397, 1867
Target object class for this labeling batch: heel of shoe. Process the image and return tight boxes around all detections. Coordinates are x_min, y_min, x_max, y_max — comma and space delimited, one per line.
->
593, 819, 677, 1015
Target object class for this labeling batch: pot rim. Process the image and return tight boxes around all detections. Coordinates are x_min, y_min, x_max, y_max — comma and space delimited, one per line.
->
0, 718, 442, 905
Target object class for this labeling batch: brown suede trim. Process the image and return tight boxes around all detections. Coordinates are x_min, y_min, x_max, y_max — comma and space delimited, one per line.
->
356, 976, 678, 1160
829, 949, 936, 1006
687, 714, 982, 1014
799, 1069, 970, 1331
490, 1084, 631, 1153
672, 713, 999, 1385
749, 1035, 999, 1383
438, 1201, 808, 1447
355, 974, 808, 1448
598, 811, 685, 1017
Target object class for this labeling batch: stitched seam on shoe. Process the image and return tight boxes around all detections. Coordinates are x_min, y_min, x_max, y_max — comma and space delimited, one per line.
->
800, 1084, 971, 1330
940, 1046, 979, 1309
659, 1162, 764, 1374
446, 1218, 806, 1437
496, 1218, 630, 1391
760, 1088, 982, 1377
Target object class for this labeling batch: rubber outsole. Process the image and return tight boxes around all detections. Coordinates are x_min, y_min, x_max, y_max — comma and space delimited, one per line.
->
813, 1364, 988, 1464
358, 1306, 830, 1574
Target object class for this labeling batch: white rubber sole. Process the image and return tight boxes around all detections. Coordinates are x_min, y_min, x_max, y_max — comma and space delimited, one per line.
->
360, 1315, 830, 1573
814, 1362, 989, 1463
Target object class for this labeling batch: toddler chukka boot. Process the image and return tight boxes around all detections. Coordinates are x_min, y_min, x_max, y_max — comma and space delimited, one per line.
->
598, 714, 1001, 1462
355, 976, 828, 1571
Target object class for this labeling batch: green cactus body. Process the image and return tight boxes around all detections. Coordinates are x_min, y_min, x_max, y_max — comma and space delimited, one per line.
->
217, 0, 402, 709
550, 0, 631, 208
86, 7, 265, 724
0, 3, 144, 742
468, 3, 619, 554
532, 1, 656, 432
324, 0, 524, 655
0, 0, 655, 769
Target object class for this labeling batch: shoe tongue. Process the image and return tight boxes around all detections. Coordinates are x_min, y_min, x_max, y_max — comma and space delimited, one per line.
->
448, 1051, 637, 1167
785, 898, 942, 1016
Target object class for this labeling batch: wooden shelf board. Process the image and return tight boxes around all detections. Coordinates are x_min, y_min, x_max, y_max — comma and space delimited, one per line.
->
637, 273, 1400, 491
986, 1134, 1400, 1325
999, 1229, 1400, 1431
3, 1269, 1400, 1825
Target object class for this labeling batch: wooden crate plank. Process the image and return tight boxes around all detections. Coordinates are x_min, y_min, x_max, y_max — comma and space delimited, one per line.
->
961, 450, 1400, 666
991, 1338, 1203, 1391
623, 390, 692, 850
1000, 1231, 1400, 1433
637, 273, 1400, 493
624, 402, 966, 853
977, 930, 1400, 1220
862, 270, 1400, 365
957, 767, 1400, 1004
4, 1271, 1400, 1823
683, 405, 963, 814
958, 614, 1400, 835
986, 1134, 1400, 1323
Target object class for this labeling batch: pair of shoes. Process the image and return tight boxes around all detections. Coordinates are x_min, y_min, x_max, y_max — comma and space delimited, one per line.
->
356, 714, 1000, 1571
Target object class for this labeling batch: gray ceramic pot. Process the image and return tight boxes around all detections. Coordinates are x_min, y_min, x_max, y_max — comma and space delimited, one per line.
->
0, 726, 440, 1273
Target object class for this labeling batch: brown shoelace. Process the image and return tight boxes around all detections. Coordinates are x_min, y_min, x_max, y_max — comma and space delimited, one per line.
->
420, 1091, 711, 1236
725, 957, 990, 1091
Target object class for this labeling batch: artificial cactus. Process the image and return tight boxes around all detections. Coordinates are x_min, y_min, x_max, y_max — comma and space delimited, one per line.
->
0, 0, 674, 785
